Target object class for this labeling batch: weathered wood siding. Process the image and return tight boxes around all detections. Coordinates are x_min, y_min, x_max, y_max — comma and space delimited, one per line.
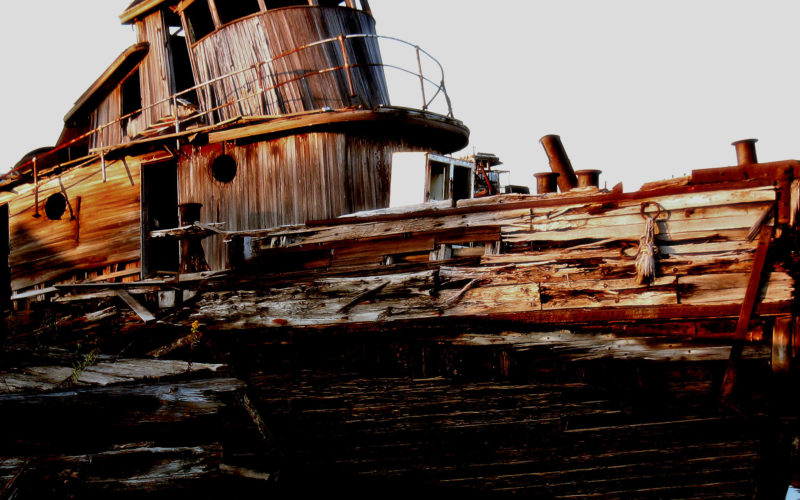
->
189, 7, 388, 120
90, 85, 147, 150
136, 11, 175, 125
0, 157, 141, 290
195, 185, 793, 331
178, 132, 416, 270
91, 88, 123, 150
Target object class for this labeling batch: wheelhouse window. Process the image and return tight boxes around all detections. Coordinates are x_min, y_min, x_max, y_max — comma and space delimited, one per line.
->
216, 0, 261, 25
185, 0, 215, 44
182, 0, 370, 45
317, 0, 369, 9
165, 11, 196, 100
265, 0, 309, 8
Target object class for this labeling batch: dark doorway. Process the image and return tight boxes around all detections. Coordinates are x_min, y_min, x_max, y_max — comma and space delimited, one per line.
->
452, 165, 472, 203
141, 161, 179, 276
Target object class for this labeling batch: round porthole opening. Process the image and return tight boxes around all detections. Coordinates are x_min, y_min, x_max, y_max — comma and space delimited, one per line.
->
211, 154, 237, 183
44, 193, 67, 220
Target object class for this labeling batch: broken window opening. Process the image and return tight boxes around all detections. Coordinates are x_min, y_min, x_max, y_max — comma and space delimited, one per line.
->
184, 0, 215, 44
216, 0, 262, 25
166, 11, 197, 101
44, 193, 67, 221
121, 69, 142, 118
211, 154, 237, 183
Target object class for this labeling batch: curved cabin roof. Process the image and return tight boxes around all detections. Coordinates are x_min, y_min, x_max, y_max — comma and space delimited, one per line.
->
63, 42, 150, 125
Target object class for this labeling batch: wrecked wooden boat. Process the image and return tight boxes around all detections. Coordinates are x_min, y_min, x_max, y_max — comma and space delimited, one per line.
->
1, 0, 799, 498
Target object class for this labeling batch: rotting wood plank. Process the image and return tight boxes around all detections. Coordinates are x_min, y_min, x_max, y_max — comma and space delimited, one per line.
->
115, 289, 156, 323
261, 187, 775, 247
306, 182, 780, 227
0, 359, 224, 394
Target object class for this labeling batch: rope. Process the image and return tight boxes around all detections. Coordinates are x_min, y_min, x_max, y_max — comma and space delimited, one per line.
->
635, 204, 660, 285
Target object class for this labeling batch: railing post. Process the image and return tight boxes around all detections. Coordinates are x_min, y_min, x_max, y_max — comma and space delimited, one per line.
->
257, 62, 266, 114
338, 35, 356, 97
416, 46, 427, 111
172, 95, 181, 150
173, 95, 180, 136
101, 150, 107, 183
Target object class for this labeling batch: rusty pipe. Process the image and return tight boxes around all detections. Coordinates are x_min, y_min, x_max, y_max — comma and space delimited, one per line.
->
539, 135, 577, 192
732, 138, 758, 166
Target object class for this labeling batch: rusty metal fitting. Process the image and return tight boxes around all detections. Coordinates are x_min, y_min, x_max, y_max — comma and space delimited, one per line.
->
575, 169, 602, 188
534, 172, 560, 194
731, 139, 758, 166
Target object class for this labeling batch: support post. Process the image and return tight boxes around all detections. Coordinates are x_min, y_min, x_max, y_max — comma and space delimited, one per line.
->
720, 224, 774, 403
101, 151, 107, 183
772, 316, 792, 374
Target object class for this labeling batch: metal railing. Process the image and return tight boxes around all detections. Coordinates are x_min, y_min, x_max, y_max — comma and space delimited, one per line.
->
8, 34, 455, 179
97, 34, 453, 149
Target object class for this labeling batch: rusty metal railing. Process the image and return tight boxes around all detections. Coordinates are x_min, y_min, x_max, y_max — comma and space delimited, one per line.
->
100, 33, 454, 145
7, 34, 455, 179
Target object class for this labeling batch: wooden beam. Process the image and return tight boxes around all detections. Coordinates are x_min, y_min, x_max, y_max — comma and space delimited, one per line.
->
735, 225, 774, 340
721, 224, 774, 403
10, 287, 58, 301
86, 267, 142, 283
115, 289, 156, 323
306, 180, 782, 227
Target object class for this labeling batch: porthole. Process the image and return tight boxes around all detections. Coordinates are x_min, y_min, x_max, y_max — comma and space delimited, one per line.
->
44, 193, 67, 220
211, 154, 237, 183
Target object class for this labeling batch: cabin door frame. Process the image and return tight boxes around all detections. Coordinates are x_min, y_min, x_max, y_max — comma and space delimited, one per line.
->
140, 159, 179, 277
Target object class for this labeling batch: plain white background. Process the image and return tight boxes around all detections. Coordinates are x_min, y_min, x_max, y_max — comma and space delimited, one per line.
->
3, 0, 800, 191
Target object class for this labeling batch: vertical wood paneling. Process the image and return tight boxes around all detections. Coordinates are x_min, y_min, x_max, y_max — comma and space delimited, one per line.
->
0, 157, 141, 290
177, 132, 419, 270
136, 11, 175, 125
91, 88, 122, 149
190, 7, 389, 121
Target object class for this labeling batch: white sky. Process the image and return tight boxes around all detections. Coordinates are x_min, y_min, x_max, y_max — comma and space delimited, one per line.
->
2, 1, 800, 191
